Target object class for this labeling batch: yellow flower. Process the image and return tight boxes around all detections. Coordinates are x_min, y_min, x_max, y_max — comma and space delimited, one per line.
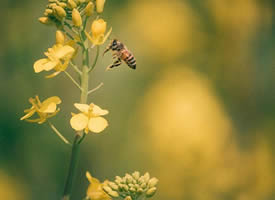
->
85, 19, 112, 46
72, 8, 82, 27
86, 171, 111, 200
33, 43, 75, 78
20, 96, 61, 124
70, 103, 108, 134
96, 0, 106, 13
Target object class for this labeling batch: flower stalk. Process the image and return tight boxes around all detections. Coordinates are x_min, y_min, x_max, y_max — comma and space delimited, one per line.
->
62, 30, 90, 200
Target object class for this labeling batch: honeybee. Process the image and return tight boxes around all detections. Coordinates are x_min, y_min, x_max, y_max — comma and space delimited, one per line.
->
103, 39, 136, 70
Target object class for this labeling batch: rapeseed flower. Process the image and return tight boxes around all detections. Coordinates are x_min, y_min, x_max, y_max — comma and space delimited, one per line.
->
33, 43, 75, 78
85, 19, 112, 46
70, 103, 108, 134
20, 96, 61, 124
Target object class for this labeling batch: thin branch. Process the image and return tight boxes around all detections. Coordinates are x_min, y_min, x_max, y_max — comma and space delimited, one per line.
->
89, 45, 100, 72
70, 62, 82, 75
88, 82, 104, 95
48, 121, 71, 145
64, 71, 82, 91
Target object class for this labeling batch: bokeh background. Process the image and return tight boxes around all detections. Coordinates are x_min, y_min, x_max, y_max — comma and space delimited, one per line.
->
1, 0, 275, 199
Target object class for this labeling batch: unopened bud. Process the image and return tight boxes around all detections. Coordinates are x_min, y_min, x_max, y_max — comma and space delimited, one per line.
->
137, 188, 143, 194
68, 0, 77, 9
148, 177, 158, 188
129, 187, 136, 192
38, 17, 52, 25
58, 2, 67, 8
44, 8, 53, 16
146, 187, 157, 197
108, 182, 119, 190
56, 30, 65, 44
96, 0, 105, 13
108, 191, 119, 198
72, 8, 82, 27
124, 196, 132, 200
91, 19, 106, 37
143, 173, 150, 183
122, 184, 129, 191
102, 186, 113, 193
126, 176, 133, 184
85, 2, 94, 16
140, 182, 147, 189
132, 171, 140, 180
54, 6, 66, 18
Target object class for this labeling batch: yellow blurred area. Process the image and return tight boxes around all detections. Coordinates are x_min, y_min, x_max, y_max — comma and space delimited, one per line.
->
0, 170, 29, 200
126, 0, 203, 62
138, 67, 274, 199
1, 0, 274, 199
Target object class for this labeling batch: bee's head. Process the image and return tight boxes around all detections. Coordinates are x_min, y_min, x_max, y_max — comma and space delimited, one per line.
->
112, 39, 118, 46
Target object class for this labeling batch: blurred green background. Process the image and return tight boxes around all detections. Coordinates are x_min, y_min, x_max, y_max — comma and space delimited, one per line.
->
0, 0, 275, 199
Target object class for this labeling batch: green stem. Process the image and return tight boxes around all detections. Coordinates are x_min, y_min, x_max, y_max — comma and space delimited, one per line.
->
62, 135, 81, 200
62, 44, 90, 200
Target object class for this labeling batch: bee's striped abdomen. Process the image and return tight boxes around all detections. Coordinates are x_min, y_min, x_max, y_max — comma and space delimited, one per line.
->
125, 54, 136, 69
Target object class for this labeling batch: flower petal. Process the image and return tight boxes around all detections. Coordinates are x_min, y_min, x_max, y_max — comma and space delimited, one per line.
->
74, 103, 90, 113
42, 96, 62, 105
45, 71, 61, 78
88, 117, 108, 133
70, 113, 89, 131
20, 109, 36, 120
33, 58, 49, 73
39, 102, 57, 113
91, 104, 108, 116
55, 45, 75, 59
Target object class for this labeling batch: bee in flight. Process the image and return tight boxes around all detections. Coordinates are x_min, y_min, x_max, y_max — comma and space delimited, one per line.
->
103, 39, 136, 70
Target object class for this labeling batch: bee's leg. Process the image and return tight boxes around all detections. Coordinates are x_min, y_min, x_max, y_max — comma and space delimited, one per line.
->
106, 58, 122, 70
103, 42, 112, 56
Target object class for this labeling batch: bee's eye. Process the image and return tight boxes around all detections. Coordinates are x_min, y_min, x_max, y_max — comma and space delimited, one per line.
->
113, 40, 117, 45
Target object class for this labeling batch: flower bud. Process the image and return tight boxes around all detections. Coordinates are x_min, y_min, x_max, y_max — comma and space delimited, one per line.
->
54, 6, 66, 18
72, 8, 82, 27
91, 19, 106, 37
140, 182, 147, 189
48, 3, 57, 8
137, 188, 143, 194
129, 187, 136, 192
143, 172, 150, 183
102, 185, 113, 193
108, 182, 119, 190
108, 191, 119, 198
38, 17, 52, 25
85, 2, 94, 16
56, 30, 65, 44
146, 187, 157, 197
68, 0, 77, 9
96, 0, 105, 13
44, 8, 53, 16
124, 196, 132, 200
132, 171, 140, 180
148, 177, 159, 188
58, 2, 67, 8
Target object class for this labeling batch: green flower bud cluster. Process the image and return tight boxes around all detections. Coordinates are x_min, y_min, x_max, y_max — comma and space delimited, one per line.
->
38, 0, 94, 26
103, 172, 158, 200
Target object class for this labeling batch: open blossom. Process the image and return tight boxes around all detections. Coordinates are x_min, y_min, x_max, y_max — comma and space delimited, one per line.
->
86, 171, 111, 200
20, 96, 61, 124
33, 43, 75, 78
85, 18, 112, 45
70, 103, 108, 134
